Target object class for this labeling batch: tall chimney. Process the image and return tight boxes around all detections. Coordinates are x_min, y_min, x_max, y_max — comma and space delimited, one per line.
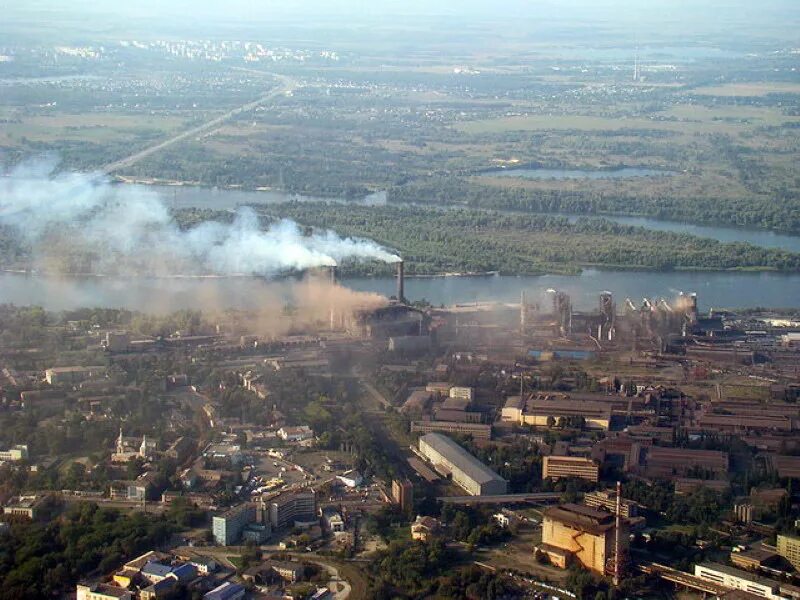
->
329, 265, 337, 285
396, 260, 405, 303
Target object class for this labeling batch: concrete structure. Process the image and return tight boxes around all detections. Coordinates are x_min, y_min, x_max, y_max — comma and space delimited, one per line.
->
212, 504, 255, 546
268, 560, 304, 582
584, 490, 638, 518
418, 433, 507, 496
76, 583, 133, 600
543, 456, 599, 483
449, 386, 475, 402
267, 489, 317, 530
778, 534, 800, 571
103, 331, 131, 353
45, 365, 107, 385
539, 503, 628, 575
277, 425, 314, 442
502, 394, 611, 430
694, 562, 790, 599
641, 446, 729, 479
203, 582, 246, 600
411, 420, 491, 439
392, 479, 414, 513
0, 444, 29, 462
2, 495, 44, 519
322, 506, 345, 532
411, 515, 441, 541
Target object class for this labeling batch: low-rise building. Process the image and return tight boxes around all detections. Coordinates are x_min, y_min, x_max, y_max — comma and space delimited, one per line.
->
0, 444, 29, 462
502, 394, 611, 430
411, 515, 441, 541
268, 560, 304, 582
322, 507, 345, 533
694, 562, 789, 600
203, 582, 245, 600
2, 495, 45, 519
277, 425, 314, 442
410, 420, 491, 440
76, 583, 134, 600
45, 366, 107, 386
418, 433, 507, 496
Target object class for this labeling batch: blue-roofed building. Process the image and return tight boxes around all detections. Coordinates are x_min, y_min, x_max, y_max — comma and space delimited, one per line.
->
169, 562, 197, 583
203, 581, 246, 600
139, 577, 176, 600
141, 561, 174, 583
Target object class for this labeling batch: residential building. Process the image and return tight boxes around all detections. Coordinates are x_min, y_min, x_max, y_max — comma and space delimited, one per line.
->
212, 504, 255, 546
418, 433, 507, 496
694, 562, 789, 599
543, 456, 599, 483
538, 503, 628, 575
322, 507, 345, 532
778, 534, 800, 571
410, 420, 491, 440
268, 560, 304, 582
76, 583, 133, 600
411, 515, 441, 541
277, 425, 314, 442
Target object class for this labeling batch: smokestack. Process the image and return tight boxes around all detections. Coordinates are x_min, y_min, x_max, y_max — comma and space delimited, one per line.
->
396, 260, 405, 303
614, 480, 621, 587
329, 265, 337, 285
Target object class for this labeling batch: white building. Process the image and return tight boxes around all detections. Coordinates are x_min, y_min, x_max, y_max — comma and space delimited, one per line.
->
0, 445, 29, 462
449, 386, 475, 402
278, 425, 314, 442
694, 562, 791, 599
336, 470, 363, 488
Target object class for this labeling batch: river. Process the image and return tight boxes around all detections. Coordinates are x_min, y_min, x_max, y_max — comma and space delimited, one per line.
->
2, 270, 799, 312
3, 183, 800, 310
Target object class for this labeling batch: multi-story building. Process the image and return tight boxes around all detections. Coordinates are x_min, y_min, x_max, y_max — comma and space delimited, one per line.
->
0, 445, 29, 462
411, 420, 491, 439
418, 433, 507, 496
267, 490, 317, 530
539, 503, 628, 575
583, 490, 638, 518
391, 479, 414, 513
212, 504, 255, 546
694, 562, 790, 599
543, 456, 599, 483
449, 386, 475, 402
778, 534, 800, 571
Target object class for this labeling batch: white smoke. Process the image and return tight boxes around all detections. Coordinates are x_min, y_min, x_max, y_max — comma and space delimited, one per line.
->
0, 158, 401, 276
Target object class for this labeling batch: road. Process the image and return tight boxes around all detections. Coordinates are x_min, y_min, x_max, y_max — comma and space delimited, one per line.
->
101, 73, 297, 174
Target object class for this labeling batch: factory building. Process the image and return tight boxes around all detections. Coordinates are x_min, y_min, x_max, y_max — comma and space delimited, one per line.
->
45, 365, 107, 385
639, 446, 729, 479
584, 490, 638, 518
418, 433, 507, 496
694, 563, 793, 600
411, 420, 492, 440
502, 394, 611, 430
543, 456, 600, 483
539, 503, 628, 575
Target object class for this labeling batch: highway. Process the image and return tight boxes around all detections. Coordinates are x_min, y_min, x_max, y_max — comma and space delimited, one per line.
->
101, 73, 297, 174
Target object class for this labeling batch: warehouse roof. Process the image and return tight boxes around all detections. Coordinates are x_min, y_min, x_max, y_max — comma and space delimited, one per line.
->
419, 433, 505, 486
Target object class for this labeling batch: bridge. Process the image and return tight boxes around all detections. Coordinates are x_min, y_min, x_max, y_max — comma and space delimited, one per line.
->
638, 561, 728, 596
437, 492, 561, 505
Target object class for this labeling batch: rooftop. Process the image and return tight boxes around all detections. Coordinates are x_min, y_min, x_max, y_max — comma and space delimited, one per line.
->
419, 433, 506, 486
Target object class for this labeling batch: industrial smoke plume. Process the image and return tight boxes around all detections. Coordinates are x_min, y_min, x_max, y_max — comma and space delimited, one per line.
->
0, 158, 400, 276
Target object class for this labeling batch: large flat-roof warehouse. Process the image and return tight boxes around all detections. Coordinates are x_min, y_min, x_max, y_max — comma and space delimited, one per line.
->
418, 433, 507, 496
